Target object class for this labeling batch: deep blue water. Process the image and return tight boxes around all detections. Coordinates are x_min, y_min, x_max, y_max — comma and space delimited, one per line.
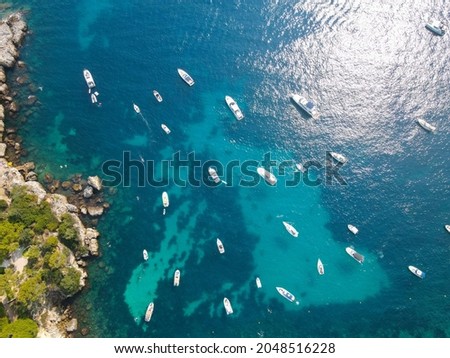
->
3, 0, 450, 337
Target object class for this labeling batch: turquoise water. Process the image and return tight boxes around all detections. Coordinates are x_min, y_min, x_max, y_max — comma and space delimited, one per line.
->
4, 0, 450, 337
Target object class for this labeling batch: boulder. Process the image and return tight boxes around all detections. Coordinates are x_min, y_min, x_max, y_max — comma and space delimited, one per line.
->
0, 119, 4, 133
87, 206, 103, 217
61, 181, 71, 190
16, 161, 35, 172
83, 185, 93, 198
87, 175, 102, 191
25, 171, 37, 181
0, 83, 8, 95
66, 204, 78, 213
9, 101, 18, 112
72, 183, 82, 192
0, 66, 5, 82
0, 23, 16, 68
80, 206, 87, 215
0, 143, 6, 157
65, 319, 78, 333
26, 94, 37, 105
7, 13, 27, 45
0, 105, 4, 121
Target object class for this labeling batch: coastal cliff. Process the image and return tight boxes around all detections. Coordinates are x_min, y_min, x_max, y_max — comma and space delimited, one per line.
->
0, 12, 103, 338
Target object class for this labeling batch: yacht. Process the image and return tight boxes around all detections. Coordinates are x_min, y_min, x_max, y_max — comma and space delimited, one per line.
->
290, 93, 319, 119
347, 224, 359, 235
208, 167, 221, 184
329, 151, 348, 164
162, 191, 169, 208
408, 265, 426, 279
256, 277, 262, 288
223, 297, 234, 315
276, 286, 296, 303
417, 118, 436, 132
445, 225, 450, 233
345, 247, 364, 264
177, 68, 195, 86
217, 238, 225, 254
282, 221, 299, 238
153, 90, 163, 102
133, 103, 141, 114
317, 258, 324, 275
161, 124, 171, 134
173, 269, 181, 286
83, 69, 96, 89
144, 302, 154, 322
225, 96, 244, 120
257, 167, 277, 185
425, 20, 445, 36
143, 249, 149, 261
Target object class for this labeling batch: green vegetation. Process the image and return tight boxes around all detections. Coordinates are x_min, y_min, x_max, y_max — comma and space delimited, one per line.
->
0, 318, 38, 338
0, 185, 84, 335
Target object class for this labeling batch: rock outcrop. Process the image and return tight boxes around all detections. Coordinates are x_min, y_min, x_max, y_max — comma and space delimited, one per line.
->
0, 13, 27, 68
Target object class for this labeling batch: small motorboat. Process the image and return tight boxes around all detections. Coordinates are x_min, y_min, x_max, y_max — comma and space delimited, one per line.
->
173, 269, 181, 286
91, 93, 98, 104
329, 151, 348, 164
216, 238, 225, 254
83, 69, 96, 89
295, 162, 306, 173
133, 103, 141, 114
276, 286, 296, 303
143, 249, 149, 261
317, 258, 324, 275
162, 191, 169, 208
153, 90, 163, 102
408, 265, 426, 279
208, 167, 221, 184
223, 297, 233, 315
161, 124, 171, 134
225, 95, 244, 120
347, 224, 359, 235
445, 224, 450, 234
177, 68, 195, 86
144, 302, 154, 322
417, 118, 436, 132
346, 247, 364, 264
425, 20, 445, 36
256, 277, 262, 288
257, 167, 277, 185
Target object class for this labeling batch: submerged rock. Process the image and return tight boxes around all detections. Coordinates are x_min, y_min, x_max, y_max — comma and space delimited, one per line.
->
87, 206, 103, 217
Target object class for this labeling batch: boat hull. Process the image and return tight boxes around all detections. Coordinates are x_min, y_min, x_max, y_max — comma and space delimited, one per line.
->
317, 259, 324, 275
223, 297, 233, 315
408, 265, 426, 279
276, 286, 296, 302
257, 167, 277, 185
346, 247, 364, 264
144, 302, 154, 322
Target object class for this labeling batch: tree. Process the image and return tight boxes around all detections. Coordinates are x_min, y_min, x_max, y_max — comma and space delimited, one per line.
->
24, 245, 41, 268
17, 275, 46, 307
0, 318, 38, 338
59, 267, 81, 296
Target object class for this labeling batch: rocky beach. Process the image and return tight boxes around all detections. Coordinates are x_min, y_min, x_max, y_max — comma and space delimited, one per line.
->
0, 11, 107, 337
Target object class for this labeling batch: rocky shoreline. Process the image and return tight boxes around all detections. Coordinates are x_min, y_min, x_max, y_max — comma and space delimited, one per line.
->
0, 11, 108, 337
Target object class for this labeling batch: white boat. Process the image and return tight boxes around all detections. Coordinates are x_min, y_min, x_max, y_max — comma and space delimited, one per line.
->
223, 297, 233, 315
276, 286, 296, 303
161, 124, 171, 134
144, 302, 154, 322
329, 151, 347, 164
91, 93, 98, 104
208, 167, 221, 184
282, 221, 299, 238
408, 265, 426, 279
153, 90, 163, 102
216, 238, 225, 254
83, 69, 96, 89
143, 249, 149, 261
256, 277, 262, 288
133, 103, 141, 114
177, 68, 194, 86
295, 162, 306, 173
257, 167, 277, 185
425, 20, 445, 36
317, 258, 324, 275
225, 96, 244, 120
290, 93, 319, 119
445, 225, 450, 233
345, 247, 364, 264
347, 224, 359, 235
162, 191, 169, 208
417, 118, 436, 132
173, 269, 180, 286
